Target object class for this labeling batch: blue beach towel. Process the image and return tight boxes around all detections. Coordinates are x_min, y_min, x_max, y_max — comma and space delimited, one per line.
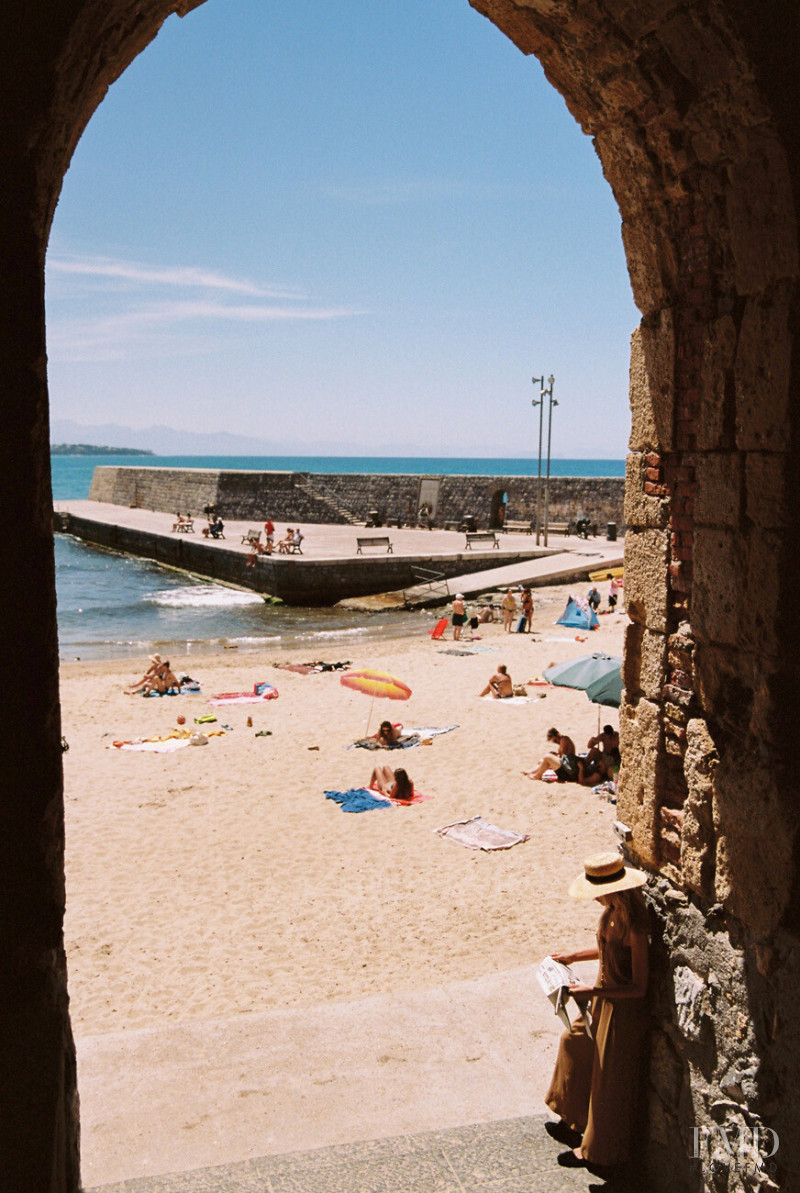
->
324, 787, 392, 813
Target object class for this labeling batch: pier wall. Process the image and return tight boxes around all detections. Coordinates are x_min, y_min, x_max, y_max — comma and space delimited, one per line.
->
54, 511, 549, 606
88, 467, 626, 532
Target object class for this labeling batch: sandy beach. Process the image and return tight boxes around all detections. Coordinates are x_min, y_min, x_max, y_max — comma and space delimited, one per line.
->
61, 581, 626, 1185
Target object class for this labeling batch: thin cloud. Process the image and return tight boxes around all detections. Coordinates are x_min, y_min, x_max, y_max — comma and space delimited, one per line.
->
47, 300, 367, 362
46, 254, 366, 361
47, 255, 302, 300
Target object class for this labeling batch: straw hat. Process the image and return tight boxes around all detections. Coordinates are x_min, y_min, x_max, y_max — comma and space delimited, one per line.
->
568, 852, 647, 900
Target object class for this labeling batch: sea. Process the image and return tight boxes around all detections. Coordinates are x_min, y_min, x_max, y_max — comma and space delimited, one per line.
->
53, 454, 624, 662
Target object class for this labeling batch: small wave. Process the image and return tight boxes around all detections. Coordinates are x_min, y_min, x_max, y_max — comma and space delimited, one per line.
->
294, 626, 371, 640
146, 586, 264, 609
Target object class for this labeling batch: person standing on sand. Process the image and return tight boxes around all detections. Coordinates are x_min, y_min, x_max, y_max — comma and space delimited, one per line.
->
544, 853, 649, 1170
451, 593, 466, 641
501, 588, 517, 632
264, 518, 275, 548
607, 573, 621, 613
521, 586, 534, 632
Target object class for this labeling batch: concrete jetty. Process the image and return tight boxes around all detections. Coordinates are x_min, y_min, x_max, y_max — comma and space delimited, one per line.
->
54, 500, 623, 606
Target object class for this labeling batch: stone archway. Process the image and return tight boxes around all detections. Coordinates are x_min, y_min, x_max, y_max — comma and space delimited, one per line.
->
1, 3, 798, 1189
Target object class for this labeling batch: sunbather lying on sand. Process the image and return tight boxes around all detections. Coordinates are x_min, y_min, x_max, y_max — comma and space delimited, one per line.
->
369, 765, 414, 802
479, 664, 513, 699
376, 720, 403, 746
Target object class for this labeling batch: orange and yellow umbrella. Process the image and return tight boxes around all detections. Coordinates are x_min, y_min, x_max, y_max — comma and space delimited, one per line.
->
340, 669, 412, 734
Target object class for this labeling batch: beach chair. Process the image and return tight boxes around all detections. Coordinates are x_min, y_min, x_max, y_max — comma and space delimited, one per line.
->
430, 617, 448, 640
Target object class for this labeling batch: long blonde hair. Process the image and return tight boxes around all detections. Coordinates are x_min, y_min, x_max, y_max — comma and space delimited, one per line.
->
600, 888, 649, 940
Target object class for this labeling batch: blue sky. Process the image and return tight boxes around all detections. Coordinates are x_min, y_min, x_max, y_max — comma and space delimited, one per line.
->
46, 0, 639, 457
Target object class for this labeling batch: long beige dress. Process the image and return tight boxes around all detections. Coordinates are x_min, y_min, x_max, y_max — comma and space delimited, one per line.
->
545, 925, 648, 1167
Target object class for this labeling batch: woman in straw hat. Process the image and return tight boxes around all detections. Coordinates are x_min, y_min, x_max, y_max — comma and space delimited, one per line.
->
544, 851, 649, 1170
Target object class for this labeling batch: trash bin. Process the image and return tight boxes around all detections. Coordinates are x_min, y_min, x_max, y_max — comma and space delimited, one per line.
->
463, 514, 477, 532
607, 522, 618, 542
367, 509, 380, 527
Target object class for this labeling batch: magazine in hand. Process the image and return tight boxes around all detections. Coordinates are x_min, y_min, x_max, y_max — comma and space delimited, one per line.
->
536, 956, 593, 1038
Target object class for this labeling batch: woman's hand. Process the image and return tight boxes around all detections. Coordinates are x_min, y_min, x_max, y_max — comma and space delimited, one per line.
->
569, 982, 595, 999
551, 951, 574, 965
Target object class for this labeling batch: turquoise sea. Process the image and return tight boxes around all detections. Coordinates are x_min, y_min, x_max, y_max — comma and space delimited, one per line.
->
53, 454, 624, 662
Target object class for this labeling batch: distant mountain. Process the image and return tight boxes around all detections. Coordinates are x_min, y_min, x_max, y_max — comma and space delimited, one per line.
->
48, 418, 520, 458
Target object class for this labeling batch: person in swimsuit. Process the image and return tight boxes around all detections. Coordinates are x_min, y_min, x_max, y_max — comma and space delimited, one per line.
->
544, 852, 649, 1170
375, 720, 403, 747
369, 765, 414, 801
524, 728, 582, 782
479, 664, 513, 699
451, 594, 466, 641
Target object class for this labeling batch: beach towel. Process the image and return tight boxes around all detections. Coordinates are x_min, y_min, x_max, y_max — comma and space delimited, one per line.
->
384, 789, 432, 805
208, 682, 278, 705
114, 738, 192, 753
110, 727, 225, 751
435, 816, 529, 851
324, 787, 392, 813
402, 725, 459, 741
438, 649, 476, 657
480, 694, 534, 705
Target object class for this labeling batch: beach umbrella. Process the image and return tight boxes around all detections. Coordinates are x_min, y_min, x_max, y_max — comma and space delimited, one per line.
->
544, 653, 621, 691
585, 667, 623, 709
544, 652, 622, 730
340, 668, 412, 735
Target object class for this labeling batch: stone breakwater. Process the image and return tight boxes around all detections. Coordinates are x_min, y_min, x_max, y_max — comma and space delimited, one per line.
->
88, 466, 625, 532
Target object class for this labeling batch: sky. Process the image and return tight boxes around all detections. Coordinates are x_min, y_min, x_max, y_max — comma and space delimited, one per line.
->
45, 0, 639, 458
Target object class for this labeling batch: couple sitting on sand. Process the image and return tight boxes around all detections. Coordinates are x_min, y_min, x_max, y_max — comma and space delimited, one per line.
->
125, 654, 179, 696
525, 726, 620, 785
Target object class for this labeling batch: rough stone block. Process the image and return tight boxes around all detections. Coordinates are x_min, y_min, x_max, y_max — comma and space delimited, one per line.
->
693, 451, 742, 527
628, 312, 675, 452
734, 287, 792, 452
713, 762, 793, 936
624, 453, 670, 529
618, 697, 663, 866
727, 132, 799, 296
691, 527, 741, 646
698, 314, 736, 451
745, 452, 789, 529
623, 621, 667, 700
623, 527, 670, 632
680, 717, 718, 899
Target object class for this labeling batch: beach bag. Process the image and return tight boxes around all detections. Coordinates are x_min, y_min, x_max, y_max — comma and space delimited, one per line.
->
516, 615, 527, 633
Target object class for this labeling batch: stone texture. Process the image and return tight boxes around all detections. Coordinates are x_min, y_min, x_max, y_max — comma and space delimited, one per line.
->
628, 313, 676, 452
734, 285, 793, 453
89, 466, 628, 532
693, 452, 742, 527
622, 527, 670, 632
618, 697, 663, 866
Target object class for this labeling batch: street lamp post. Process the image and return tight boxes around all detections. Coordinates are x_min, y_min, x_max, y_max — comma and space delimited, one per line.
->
532, 374, 557, 544
543, 375, 557, 546
531, 376, 545, 544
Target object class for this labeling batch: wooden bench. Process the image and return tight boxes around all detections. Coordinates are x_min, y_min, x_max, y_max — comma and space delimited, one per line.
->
240, 528, 262, 546
504, 520, 533, 534
172, 518, 194, 533
549, 522, 572, 536
465, 531, 499, 549
357, 536, 393, 554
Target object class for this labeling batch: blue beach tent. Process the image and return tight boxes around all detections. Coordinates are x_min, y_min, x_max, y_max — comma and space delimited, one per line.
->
556, 596, 599, 631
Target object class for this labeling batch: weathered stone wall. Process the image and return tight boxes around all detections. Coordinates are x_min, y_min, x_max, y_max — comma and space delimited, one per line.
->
89, 465, 626, 531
